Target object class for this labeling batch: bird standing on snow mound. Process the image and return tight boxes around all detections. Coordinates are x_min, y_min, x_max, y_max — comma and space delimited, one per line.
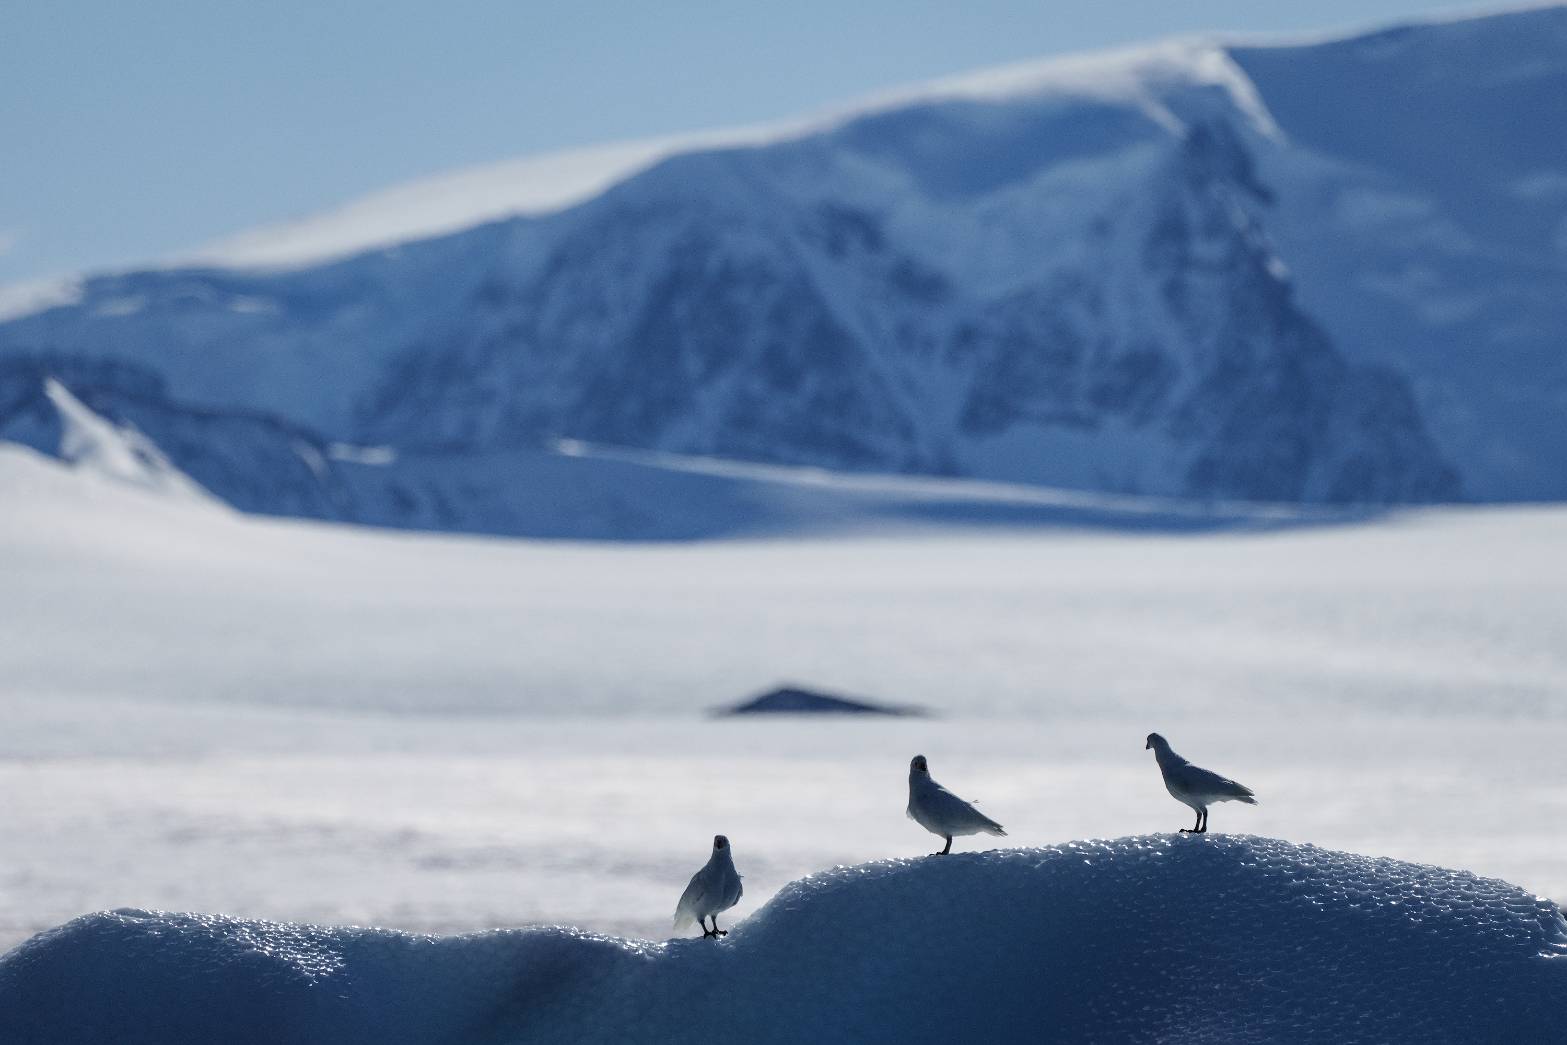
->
1145, 733, 1257, 834
673, 835, 743, 939
907, 754, 1007, 855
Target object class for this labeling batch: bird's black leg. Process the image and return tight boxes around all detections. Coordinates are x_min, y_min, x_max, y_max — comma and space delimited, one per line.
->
1180, 810, 1201, 834
713, 916, 726, 937
701, 917, 715, 938
1197, 809, 1208, 834
936, 835, 952, 856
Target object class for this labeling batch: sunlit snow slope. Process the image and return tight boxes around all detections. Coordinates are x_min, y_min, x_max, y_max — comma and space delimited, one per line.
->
3, 837, 1564, 1044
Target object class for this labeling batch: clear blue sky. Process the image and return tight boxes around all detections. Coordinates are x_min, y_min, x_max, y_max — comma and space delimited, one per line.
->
2, 0, 1491, 285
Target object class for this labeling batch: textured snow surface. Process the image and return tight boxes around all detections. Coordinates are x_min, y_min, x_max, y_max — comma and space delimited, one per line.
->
3, 836, 1564, 1044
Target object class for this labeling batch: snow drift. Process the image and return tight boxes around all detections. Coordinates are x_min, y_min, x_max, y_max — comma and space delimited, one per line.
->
4, 835, 1563, 1044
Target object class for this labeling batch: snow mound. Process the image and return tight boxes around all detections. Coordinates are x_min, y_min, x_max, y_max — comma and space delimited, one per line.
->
3, 836, 1563, 1043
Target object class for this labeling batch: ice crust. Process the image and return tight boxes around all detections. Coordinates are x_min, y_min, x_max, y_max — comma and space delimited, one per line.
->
3, 835, 1563, 1043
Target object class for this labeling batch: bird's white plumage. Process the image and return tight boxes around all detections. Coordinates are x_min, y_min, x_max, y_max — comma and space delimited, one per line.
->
906, 755, 1006, 845
1146, 733, 1257, 814
673, 836, 743, 932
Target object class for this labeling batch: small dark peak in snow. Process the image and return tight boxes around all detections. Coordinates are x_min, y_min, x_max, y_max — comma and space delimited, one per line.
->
715, 685, 926, 717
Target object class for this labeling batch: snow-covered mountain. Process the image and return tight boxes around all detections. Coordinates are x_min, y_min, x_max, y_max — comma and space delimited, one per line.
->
4, 6, 1565, 528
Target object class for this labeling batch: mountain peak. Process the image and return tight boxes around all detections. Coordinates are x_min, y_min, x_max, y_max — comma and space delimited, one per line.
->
180, 37, 1275, 274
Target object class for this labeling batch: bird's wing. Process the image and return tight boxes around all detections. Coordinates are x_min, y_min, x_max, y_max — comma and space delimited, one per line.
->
926, 783, 1005, 833
673, 868, 709, 929
1180, 763, 1255, 800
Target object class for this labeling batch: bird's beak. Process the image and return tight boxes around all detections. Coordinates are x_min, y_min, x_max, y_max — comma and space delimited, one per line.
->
1144, 739, 1151, 750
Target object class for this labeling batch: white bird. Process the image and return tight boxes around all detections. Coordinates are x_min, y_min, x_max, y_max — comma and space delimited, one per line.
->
906, 754, 1007, 855
673, 834, 743, 938
1145, 733, 1257, 833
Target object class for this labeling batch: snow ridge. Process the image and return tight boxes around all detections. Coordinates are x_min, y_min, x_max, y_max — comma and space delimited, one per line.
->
183, 38, 1272, 272
2, 836, 1562, 1044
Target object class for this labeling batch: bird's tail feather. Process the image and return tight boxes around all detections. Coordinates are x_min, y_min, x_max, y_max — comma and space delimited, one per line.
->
1222, 779, 1257, 803
673, 910, 695, 930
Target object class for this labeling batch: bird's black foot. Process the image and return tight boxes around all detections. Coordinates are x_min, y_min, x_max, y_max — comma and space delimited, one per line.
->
1178, 828, 1194, 833
715, 929, 727, 936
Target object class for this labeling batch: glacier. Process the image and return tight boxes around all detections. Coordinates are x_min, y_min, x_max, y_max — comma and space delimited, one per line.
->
3, 836, 1564, 1044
